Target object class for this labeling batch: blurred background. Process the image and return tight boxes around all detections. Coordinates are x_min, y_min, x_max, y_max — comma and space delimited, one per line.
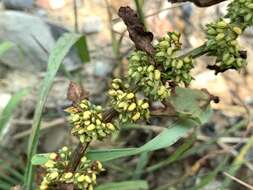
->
0, 0, 253, 189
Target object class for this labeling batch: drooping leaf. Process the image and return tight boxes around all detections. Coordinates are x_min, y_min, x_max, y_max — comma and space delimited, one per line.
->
24, 33, 88, 189
87, 87, 212, 161
95, 180, 148, 190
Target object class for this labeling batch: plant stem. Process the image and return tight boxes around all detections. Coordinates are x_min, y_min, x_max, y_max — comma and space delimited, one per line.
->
179, 44, 208, 59
134, 0, 146, 29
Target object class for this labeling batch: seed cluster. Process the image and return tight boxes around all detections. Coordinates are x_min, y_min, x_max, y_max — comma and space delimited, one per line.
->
128, 32, 194, 100
66, 100, 117, 143
108, 79, 150, 123
227, 0, 253, 27
39, 147, 104, 190
154, 32, 194, 86
205, 19, 247, 70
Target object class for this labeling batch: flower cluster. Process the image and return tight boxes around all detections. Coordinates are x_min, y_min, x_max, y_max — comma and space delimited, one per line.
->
227, 0, 253, 28
66, 99, 117, 143
128, 32, 194, 101
108, 79, 150, 123
154, 32, 194, 86
205, 19, 247, 70
39, 147, 104, 190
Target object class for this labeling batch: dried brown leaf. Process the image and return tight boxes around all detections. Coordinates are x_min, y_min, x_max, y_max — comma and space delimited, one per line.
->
168, 0, 227, 7
118, 6, 155, 55
67, 81, 89, 103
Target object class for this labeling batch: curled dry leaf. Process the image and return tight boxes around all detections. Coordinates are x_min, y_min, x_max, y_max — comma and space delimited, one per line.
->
168, 0, 227, 7
118, 6, 155, 55
67, 81, 89, 103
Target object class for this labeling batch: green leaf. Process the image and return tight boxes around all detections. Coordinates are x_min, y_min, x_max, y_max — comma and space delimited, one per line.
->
76, 35, 90, 63
0, 41, 14, 57
87, 119, 197, 161
95, 180, 148, 190
0, 88, 29, 135
31, 153, 50, 165
170, 87, 211, 124
87, 88, 212, 162
23, 33, 87, 189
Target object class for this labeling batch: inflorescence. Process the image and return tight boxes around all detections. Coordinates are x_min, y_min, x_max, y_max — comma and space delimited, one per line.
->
39, 147, 104, 190
66, 100, 117, 143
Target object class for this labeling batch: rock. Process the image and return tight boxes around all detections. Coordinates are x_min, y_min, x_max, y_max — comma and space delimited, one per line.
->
3, 0, 33, 10
0, 11, 81, 72
82, 16, 103, 34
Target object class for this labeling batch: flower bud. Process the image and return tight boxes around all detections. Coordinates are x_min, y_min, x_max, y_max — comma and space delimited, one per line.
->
126, 93, 135, 99
154, 70, 161, 80
83, 111, 91, 120
49, 153, 57, 160
141, 102, 149, 109
64, 172, 73, 179
128, 103, 136, 111
132, 112, 141, 121
87, 124, 96, 131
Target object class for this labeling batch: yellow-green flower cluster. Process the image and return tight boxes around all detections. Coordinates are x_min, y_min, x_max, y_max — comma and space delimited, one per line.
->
128, 51, 170, 100
39, 147, 104, 190
66, 100, 117, 143
205, 19, 247, 70
108, 79, 150, 123
227, 0, 253, 27
154, 32, 194, 86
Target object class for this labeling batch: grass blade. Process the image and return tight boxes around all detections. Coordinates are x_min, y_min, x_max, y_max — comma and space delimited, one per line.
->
75, 35, 90, 63
0, 41, 14, 57
23, 33, 86, 189
0, 88, 29, 136
95, 180, 148, 190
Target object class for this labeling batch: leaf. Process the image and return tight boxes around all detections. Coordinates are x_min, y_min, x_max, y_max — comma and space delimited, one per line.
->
23, 33, 87, 189
87, 119, 197, 161
167, 0, 227, 7
31, 154, 50, 165
87, 88, 212, 161
75, 35, 90, 63
95, 180, 148, 190
170, 87, 212, 124
0, 41, 14, 57
118, 6, 154, 55
0, 88, 29, 136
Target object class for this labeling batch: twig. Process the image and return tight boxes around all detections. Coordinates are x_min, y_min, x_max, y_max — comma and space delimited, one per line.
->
13, 118, 66, 140
73, 0, 79, 32
223, 172, 253, 190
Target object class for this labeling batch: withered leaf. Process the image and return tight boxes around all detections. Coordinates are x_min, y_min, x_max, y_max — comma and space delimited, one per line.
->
118, 6, 155, 55
67, 81, 89, 103
168, 0, 227, 7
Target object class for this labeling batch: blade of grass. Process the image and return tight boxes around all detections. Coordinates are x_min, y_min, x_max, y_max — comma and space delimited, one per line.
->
193, 156, 229, 190
0, 41, 14, 57
0, 88, 29, 136
220, 134, 253, 189
132, 152, 150, 179
75, 35, 90, 63
95, 180, 149, 190
23, 33, 86, 189
134, 0, 146, 28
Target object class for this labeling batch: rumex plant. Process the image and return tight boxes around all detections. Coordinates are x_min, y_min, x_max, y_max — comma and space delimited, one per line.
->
34, 0, 252, 189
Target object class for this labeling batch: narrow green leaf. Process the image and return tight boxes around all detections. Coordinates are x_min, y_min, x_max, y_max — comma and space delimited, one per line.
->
75, 35, 90, 63
31, 153, 50, 165
95, 180, 148, 190
0, 88, 29, 135
87, 119, 197, 161
0, 41, 14, 57
23, 33, 86, 189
